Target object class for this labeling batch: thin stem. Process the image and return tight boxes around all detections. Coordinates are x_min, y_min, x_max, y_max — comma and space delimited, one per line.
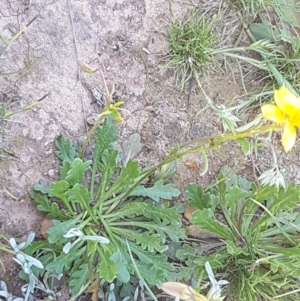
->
90, 150, 101, 200
0, 245, 15, 254
179, 124, 282, 149
126, 240, 159, 301
80, 112, 109, 159
105, 124, 282, 214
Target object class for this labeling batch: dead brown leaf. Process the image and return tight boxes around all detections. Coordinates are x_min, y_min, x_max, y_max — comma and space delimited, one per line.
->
184, 161, 198, 168
88, 278, 100, 301
186, 225, 220, 239
40, 218, 53, 239
184, 206, 197, 221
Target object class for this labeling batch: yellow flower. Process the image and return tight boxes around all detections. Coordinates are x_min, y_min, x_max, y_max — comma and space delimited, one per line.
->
261, 86, 300, 152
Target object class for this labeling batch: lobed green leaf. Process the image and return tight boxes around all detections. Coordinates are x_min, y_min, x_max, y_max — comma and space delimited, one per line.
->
97, 248, 118, 282
94, 116, 119, 157
103, 160, 140, 199
69, 263, 90, 296
55, 135, 76, 162
47, 217, 80, 244
30, 190, 70, 220
191, 208, 233, 240
46, 243, 85, 274
65, 159, 91, 186
130, 180, 180, 202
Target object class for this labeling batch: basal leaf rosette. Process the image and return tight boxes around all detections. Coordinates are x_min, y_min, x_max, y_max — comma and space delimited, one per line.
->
261, 86, 300, 152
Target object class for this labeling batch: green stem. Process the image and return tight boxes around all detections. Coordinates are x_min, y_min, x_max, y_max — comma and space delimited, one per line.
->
102, 210, 125, 221
126, 240, 159, 301
179, 124, 281, 149
218, 178, 244, 242
90, 152, 100, 200
104, 124, 282, 216
61, 198, 75, 215
0, 245, 15, 254
109, 222, 171, 232
80, 112, 110, 159
102, 193, 124, 209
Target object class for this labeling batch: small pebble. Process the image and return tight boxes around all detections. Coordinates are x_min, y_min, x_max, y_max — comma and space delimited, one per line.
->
45, 149, 53, 155
48, 169, 55, 177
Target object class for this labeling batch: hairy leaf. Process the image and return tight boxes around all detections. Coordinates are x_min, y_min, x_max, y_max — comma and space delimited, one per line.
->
218, 166, 238, 188
112, 228, 167, 253
275, 0, 300, 28
33, 180, 50, 194
98, 148, 119, 174
177, 264, 202, 281
117, 202, 147, 218
49, 180, 69, 202
59, 160, 71, 180
249, 23, 280, 42
133, 232, 168, 253
122, 133, 142, 164
47, 217, 80, 244
237, 138, 251, 156
132, 245, 175, 285
97, 149, 119, 199
176, 243, 204, 261
269, 183, 300, 213
30, 190, 70, 220
148, 221, 186, 243
253, 184, 278, 202
94, 116, 119, 157
130, 180, 180, 202
103, 160, 140, 199
225, 240, 243, 256
98, 249, 118, 282
65, 159, 91, 186
191, 208, 233, 240
186, 183, 217, 209
269, 256, 300, 277
143, 201, 182, 225
66, 184, 97, 222
69, 263, 90, 296
228, 186, 250, 202
110, 250, 131, 283
238, 176, 252, 191
46, 244, 85, 274
225, 186, 250, 220
55, 135, 76, 162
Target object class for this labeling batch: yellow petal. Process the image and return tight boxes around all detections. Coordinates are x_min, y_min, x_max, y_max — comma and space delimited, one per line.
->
261, 104, 284, 123
274, 86, 300, 118
282, 122, 297, 152
290, 112, 300, 127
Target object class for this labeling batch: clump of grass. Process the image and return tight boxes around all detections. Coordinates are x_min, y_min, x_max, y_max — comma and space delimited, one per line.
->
165, 10, 217, 89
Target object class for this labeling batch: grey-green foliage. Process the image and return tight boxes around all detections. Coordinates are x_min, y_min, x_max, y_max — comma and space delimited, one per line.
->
177, 167, 300, 301
0, 281, 23, 301
28, 116, 185, 297
7, 234, 60, 301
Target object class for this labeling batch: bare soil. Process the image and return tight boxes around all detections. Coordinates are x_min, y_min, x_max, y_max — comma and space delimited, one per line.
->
1, 0, 299, 299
